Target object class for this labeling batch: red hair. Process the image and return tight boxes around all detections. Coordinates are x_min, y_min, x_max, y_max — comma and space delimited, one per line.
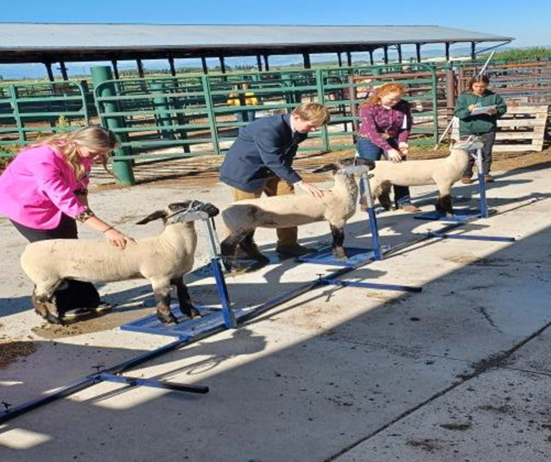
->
362, 82, 406, 108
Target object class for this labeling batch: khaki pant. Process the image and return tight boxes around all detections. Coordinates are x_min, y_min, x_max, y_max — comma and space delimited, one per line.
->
229, 177, 298, 247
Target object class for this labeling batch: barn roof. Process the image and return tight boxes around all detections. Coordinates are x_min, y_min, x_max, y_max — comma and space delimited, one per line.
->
0, 23, 513, 63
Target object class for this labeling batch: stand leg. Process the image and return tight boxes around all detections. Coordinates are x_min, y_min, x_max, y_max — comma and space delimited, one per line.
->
99, 373, 209, 394
361, 173, 383, 260
475, 147, 489, 218
322, 277, 422, 293
204, 219, 236, 328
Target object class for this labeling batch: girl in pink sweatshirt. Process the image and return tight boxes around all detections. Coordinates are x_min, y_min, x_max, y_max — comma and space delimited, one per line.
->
0, 125, 133, 322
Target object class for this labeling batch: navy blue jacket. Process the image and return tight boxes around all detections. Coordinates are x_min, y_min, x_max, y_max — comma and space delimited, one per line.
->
219, 114, 307, 192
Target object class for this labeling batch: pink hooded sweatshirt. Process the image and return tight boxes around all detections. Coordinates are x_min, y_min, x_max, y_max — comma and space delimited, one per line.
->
0, 145, 91, 229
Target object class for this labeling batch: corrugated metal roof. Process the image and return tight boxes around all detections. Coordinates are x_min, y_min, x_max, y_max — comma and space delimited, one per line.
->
0, 23, 513, 50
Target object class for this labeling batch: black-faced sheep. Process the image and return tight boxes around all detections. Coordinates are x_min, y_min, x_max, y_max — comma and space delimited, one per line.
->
20, 200, 219, 325
368, 137, 484, 215
220, 158, 374, 272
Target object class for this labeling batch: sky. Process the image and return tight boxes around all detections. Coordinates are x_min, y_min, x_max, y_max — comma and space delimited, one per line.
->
0, 0, 548, 79
0, 0, 548, 48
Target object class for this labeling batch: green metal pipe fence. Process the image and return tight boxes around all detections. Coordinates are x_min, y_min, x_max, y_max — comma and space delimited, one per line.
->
1, 63, 442, 184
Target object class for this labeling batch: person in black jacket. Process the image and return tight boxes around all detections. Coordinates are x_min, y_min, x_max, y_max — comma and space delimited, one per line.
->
219, 102, 330, 258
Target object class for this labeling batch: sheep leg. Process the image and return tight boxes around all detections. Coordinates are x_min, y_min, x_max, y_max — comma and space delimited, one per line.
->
435, 195, 454, 215
239, 232, 269, 264
330, 224, 347, 260
31, 281, 63, 324
171, 277, 200, 319
435, 183, 454, 215
151, 281, 178, 324
378, 184, 394, 211
220, 232, 251, 272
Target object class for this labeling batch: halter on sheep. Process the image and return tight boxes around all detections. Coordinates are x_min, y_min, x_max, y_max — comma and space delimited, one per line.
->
20, 200, 219, 325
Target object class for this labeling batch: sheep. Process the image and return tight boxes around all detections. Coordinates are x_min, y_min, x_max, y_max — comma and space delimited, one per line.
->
20, 200, 219, 325
367, 136, 484, 215
220, 157, 374, 272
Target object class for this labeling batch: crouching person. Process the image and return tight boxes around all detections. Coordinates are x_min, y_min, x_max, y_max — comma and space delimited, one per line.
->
356, 83, 420, 212
0, 125, 134, 323
219, 102, 330, 262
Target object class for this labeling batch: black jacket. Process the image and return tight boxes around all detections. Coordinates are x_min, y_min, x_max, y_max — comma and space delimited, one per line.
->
219, 114, 307, 192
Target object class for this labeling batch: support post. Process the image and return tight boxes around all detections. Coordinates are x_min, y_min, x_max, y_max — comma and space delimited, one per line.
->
91, 65, 135, 185
111, 59, 120, 80
59, 62, 69, 81
44, 62, 55, 82
137, 59, 145, 78
256, 55, 263, 72
168, 57, 176, 76
152, 82, 175, 140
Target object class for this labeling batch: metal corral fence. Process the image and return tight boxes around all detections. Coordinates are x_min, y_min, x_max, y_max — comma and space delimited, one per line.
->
457, 61, 551, 104
2, 61, 550, 184
0, 80, 91, 142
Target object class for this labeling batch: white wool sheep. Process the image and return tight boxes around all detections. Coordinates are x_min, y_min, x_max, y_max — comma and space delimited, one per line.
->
220, 157, 373, 272
20, 200, 219, 325
367, 137, 484, 215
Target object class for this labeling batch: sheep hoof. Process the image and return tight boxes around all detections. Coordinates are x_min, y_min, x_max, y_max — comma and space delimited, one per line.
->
157, 310, 178, 324
185, 306, 202, 319
332, 250, 348, 260
34, 308, 64, 325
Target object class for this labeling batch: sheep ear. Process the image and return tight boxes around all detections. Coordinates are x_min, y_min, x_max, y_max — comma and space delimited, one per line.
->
136, 210, 167, 225
312, 163, 338, 173
355, 157, 376, 170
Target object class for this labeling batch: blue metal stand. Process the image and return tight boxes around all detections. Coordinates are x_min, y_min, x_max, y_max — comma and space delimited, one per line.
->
413, 144, 514, 244
426, 231, 515, 243
415, 146, 489, 222
320, 277, 422, 293
300, 166, 384, 267
0, 337, 210, 424
299, 166, 420, 293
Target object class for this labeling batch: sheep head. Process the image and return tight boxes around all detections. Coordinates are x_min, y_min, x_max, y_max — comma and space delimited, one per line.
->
136, 200, 219, 225
312, 157, 375, 175
452, 135, 485, 152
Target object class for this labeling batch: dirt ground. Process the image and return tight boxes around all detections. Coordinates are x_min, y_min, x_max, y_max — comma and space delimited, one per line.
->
91, 145, 551, 191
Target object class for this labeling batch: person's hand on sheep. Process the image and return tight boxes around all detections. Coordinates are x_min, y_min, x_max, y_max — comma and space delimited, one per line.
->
104, 228, 135, 249
297, 181, 325, 198
386, 149, 403, 163
398, 142, 409, 155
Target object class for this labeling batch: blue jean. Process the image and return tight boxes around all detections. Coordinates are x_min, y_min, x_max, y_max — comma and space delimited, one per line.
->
356, 137, 413, 208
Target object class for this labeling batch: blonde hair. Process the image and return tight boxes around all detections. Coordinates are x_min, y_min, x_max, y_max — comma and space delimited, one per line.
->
34, 125, 119, 181
362, 83, 406, 108
292, 103, 331, 126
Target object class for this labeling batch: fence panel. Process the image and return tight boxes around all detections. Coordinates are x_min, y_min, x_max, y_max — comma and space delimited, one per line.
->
0, 81, 90, 149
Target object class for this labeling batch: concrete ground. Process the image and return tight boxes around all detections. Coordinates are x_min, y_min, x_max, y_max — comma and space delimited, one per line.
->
1, 161, 551, 462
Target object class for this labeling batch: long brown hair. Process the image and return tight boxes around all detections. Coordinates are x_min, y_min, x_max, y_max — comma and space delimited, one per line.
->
33, 126, 119, 181
362, 82, 406, 108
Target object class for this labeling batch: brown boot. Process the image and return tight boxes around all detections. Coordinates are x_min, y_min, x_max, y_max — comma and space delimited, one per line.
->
400, 204, 421, 213
275, 244, 314, 257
